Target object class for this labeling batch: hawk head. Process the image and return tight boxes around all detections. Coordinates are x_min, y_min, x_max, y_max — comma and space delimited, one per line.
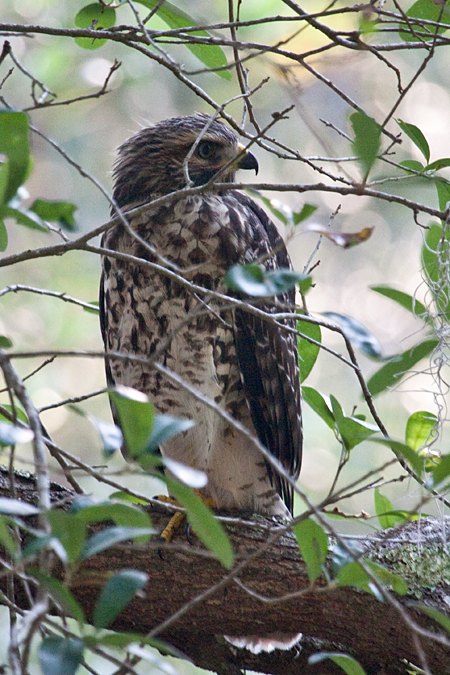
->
112, 113, 258, 208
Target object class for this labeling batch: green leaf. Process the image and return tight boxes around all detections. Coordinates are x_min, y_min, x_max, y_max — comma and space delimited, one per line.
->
225, 264, 304, 297
0, 335, 12, 348
0, 421, 33, 446
426, 158, 450, 172
370, 286, 428, 322
109, 387, 154, 457
0, 404, 27, 424
93, 569, 148, 629
293, 517, 328, 584
0, 111, 30, 204
74, 3, 116, 50
366, 560, 408, 595
309, 652, 367, 675
297, 317, 321, 382
322, 312, 382, 359
418, 604, 450, 635
0, 220, 7, 251
29, 570, 86, 624
302, 386, 335, 430
39, 635, 84, 675
165, 477, 234, 569
331, 541, 363, 576
0, 205, 48, 231
368, 437, 425, 476
399, 159, 425, 174
293, 203, 318, 224
405, 411, 437, 451
367, 339, 438, 397
435, 178, 450, 212
136, 0, 231, 79
0, 515, 18, 554
81, 526, 156, 560
432, 453, 450, 487
397, 120, 430, 163
350, 111, 381, 177
46, 511, 87, 564
374, 488, 404, 529
330, 395, 378, 450
399, 0, 450, 42
30, 199, 77, 230
74, 500, 152, 531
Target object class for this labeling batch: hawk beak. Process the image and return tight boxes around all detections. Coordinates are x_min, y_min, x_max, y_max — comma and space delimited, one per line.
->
237, 144, 259, 174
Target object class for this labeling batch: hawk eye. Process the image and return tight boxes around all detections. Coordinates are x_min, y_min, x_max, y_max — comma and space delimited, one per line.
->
196, 141, 216, 160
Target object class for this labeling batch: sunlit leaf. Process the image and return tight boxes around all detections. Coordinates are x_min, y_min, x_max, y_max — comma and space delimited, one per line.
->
306, 224, 374, 249
74, 3, 116, 50
293, 517, 328, 584
93, 569, 148, 629
0, 421, 33, 446
0, 111, 30, 204
136, 0, 231, 79
309, 652, 367, 675
30, 199, 77, 230
322, 312, 382, 358
225, 264, 304, 297
350, 111, 381, 176
370, 286, 428, 322
397, 120, 430, 163
405, 411, 437, 451
29, 570, 86, 624
81, 526, 156, 559
164, 477, 234, 569
39, 635, 84, 675
302, 386, 335, 430
297, 316, 321, 382
367, 339, 438, 397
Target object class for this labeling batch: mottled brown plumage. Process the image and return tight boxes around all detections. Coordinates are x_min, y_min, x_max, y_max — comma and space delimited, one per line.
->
100, 113, 302, 517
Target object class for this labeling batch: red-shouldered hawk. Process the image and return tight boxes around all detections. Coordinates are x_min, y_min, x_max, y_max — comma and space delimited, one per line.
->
100, 113, 302, 519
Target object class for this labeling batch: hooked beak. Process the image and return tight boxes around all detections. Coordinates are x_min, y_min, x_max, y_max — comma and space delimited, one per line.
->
237, 143, 259, 174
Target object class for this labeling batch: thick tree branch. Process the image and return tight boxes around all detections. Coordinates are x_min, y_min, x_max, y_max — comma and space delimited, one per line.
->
1, 470, 450, 675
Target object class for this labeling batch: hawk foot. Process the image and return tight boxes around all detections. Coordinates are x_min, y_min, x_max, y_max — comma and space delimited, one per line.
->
156, 491, 215, 543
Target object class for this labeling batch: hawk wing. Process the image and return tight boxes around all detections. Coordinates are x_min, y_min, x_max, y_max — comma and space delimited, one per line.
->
230, 194, 302, 514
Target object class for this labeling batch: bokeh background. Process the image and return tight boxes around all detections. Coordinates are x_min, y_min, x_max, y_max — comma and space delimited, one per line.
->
1, 1, 450, 671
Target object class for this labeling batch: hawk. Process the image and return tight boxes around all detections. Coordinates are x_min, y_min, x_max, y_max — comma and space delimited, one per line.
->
100, 113, 302, 519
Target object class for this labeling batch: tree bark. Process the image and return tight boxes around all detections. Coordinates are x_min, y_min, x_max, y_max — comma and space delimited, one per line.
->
1, 469, 449, 675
